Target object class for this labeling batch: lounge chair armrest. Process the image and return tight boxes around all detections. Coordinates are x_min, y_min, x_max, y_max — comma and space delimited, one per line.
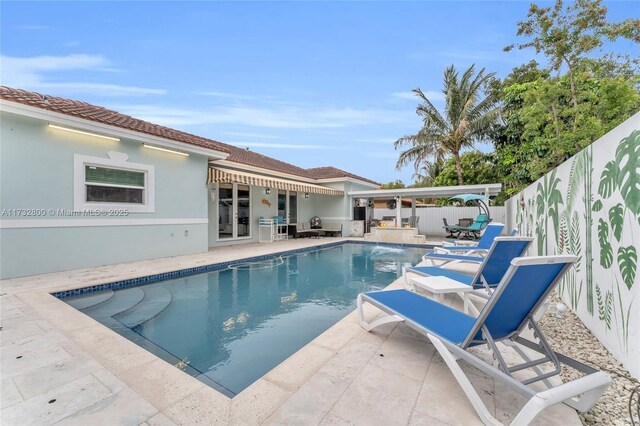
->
512, 372, 611, 425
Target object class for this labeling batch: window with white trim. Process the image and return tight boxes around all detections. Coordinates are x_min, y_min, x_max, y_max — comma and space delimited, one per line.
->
74, 152, 155, 212
85, 166, 145, 204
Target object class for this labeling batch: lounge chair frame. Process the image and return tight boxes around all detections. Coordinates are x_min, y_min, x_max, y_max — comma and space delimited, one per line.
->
357, 256, 611, 425
442, 218, 461, 239
437, 223, 506, 257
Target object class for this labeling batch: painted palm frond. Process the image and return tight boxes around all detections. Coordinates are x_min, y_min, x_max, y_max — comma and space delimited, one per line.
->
567, 150, 585, 212
618, 246, 638, 290
615, 130, 640, 215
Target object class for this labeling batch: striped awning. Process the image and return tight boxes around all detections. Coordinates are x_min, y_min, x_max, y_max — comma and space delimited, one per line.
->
207, 168, 344, 196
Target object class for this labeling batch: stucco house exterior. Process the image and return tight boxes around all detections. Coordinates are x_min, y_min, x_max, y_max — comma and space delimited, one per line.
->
0, 87, 379, 279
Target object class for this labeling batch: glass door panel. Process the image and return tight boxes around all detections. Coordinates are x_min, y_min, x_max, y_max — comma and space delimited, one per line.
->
289, 192, 297, 223
237, 184, 250, 237
218, 184, 233, 239
277, 190, 286, 220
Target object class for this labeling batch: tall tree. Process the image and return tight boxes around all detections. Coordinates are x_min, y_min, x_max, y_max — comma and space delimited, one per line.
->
394, 64, 501, 185
411, 159, 443, 187
504, 0, 640, 110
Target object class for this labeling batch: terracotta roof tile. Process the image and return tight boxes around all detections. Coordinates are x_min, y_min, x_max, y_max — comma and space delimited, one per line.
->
306, 166, 380, 186
0, 86, 230, 153
225, 145, 315, 178
1, 87, 378, 185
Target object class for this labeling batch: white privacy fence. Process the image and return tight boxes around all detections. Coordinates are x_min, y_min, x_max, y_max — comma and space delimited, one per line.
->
505, 112, 640, 378
373, 206, 506, 236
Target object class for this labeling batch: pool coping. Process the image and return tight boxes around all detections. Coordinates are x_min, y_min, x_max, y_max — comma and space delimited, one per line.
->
2, 238, 582, 425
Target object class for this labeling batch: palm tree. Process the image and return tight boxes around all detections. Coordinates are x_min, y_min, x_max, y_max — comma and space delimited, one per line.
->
412, 160, 443, 187
395, 64, 501, 185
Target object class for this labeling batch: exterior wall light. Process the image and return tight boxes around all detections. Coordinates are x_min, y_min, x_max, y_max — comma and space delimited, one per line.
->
304, 192, 309, 198
265, 188, 271, 195
48, 124, 120, 142
143, 144, 189, 156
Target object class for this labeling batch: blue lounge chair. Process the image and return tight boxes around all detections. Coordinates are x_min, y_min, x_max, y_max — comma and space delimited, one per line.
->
357, 256, 611, 425
424, 225, 515, 266
407, 237, 533, 295
436, 223, 505, 257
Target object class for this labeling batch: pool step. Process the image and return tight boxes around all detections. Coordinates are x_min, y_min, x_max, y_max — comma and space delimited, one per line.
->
65, 289, 114, 310
113, 285, 173, 328
83, 287, 145, 319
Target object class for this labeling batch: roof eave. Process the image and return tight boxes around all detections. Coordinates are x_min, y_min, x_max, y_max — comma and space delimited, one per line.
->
347, 183, 503, 198
211, 159, 318, 183
0, 100, 229, 160
315, 177, 380, 188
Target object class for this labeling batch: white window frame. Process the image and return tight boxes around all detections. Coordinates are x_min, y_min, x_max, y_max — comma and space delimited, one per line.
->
74, 153, 155, 213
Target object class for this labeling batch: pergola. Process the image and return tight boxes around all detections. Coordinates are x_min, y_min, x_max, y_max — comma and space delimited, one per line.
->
347, 183, 502, 227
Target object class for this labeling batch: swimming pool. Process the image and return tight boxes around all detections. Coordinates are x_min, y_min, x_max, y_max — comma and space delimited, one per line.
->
61, 243, 426, 396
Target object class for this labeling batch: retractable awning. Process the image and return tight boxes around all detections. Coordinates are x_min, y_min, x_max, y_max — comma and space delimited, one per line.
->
207, 168, 344, 196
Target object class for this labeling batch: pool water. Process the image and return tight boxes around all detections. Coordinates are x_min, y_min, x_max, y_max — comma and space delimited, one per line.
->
63, 243, 425, 396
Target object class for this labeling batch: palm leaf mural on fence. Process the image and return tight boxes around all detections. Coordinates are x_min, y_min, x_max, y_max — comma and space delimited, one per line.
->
595, 284, 613, 330
614, 278, 634, 353
615, 130, 640, 216
618, 246, 637, 291
566, 147, 595, 314
592, 129, 639, 353
597, 219, 613, 269
536, 169, 563, 256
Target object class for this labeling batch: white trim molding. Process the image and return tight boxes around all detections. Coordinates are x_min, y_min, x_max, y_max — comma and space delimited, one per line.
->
0, 218, 208, 229
74, 152, 156, 213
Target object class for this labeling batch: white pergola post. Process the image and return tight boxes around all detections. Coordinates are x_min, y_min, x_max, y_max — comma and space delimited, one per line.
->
396, 196, 401, 227
411, 198, 416, 227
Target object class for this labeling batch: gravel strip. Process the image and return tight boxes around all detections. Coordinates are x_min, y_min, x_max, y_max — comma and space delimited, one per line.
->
539, 292, 639, 425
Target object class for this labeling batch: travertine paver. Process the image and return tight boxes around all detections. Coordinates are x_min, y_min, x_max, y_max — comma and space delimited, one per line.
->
0, 238, 583, 425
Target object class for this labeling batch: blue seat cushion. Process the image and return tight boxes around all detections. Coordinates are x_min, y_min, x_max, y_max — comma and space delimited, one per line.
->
408, 266, 475, 285
363, 289, 476, 345
440, 246, 487, 253
424, 253, 484, 263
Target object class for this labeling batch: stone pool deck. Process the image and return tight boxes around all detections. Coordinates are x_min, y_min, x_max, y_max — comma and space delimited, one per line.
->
1, 238, 581, 425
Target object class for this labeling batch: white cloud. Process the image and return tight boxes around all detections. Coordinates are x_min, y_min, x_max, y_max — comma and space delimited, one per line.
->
391, 91, 417, 101
391, 90, 444, 103
225, 141, 325, 150
353, 137, 396, 145
115, 104, 404, 129
199, 91, 261, 101
223, 131, 280, 140
0, 54, 165, 96
365, 151, 398, 159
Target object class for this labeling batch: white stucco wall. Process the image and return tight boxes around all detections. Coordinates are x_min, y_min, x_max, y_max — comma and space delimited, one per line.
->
506, 112, 640, 378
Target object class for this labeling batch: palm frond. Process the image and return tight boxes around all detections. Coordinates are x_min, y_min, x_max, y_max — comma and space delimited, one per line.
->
393, 64, 500, 184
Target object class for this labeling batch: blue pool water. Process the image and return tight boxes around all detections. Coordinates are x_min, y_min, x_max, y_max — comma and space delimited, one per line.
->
63, 243, 425, 396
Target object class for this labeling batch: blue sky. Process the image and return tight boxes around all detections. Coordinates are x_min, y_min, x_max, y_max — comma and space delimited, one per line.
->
1, 1, 637, 184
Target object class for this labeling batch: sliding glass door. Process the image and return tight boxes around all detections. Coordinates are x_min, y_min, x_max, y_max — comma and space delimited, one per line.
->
277, 190, 297, 223
218, 183, 251, 240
